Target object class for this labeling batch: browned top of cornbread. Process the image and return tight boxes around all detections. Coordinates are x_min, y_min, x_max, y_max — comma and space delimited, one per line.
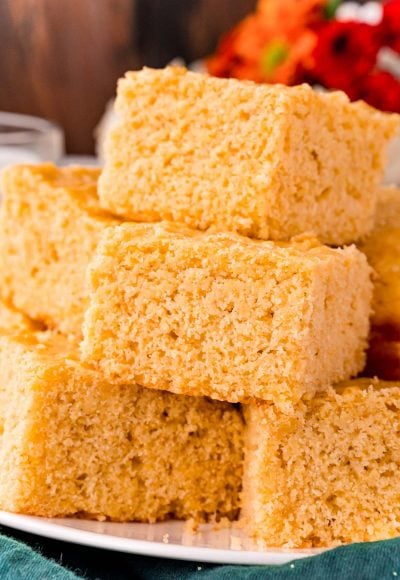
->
117, 67, 396, 126
96, 221, 348, 263
0, 329, 76, 361
1, 163, 108, 220
0, 300, 38, 332
335, 376, 400, 392
250, 377, 400, 405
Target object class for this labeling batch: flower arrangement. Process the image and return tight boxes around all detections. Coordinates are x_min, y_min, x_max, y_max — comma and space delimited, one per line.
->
206, 0, 400, 114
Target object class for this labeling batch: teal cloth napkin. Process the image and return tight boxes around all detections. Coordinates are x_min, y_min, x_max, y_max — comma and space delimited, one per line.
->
0, 533, 78, 579
1, 527, 400, 579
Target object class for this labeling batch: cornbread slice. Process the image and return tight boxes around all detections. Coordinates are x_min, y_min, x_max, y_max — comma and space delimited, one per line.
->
242, 378, 400, 548
0, 163, 119, 337
82, 222, 372, 407
359, 187, 400, 379
99, 66, 399, 244
0, 330, 243, 522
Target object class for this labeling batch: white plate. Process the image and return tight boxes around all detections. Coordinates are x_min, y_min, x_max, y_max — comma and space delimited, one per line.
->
0, 511, 324, 565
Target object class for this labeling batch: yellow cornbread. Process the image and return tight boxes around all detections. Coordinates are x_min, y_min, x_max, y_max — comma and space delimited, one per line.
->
81, 222, 372, 407
0, 330, 243, 522
0, 300, 39, 424
242, 378, 400, 548
0, 299, 37, 332
99, 67, 398, 245
374, 186, 400, 230
359, 186, 400, 379
0, 164, 119, 337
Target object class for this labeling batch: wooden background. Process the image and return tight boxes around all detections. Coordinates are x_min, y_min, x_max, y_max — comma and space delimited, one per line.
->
0, 0, 256, 153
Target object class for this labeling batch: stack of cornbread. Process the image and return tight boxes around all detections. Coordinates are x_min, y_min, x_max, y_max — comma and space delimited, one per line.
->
0, 67, 400, 549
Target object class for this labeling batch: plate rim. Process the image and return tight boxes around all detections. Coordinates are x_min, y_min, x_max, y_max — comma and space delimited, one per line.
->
0, 511, 325, 566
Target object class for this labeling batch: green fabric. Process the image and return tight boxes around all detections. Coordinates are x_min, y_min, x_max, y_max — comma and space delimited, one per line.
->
1, 526, 400, 579
0, 531, 79, 579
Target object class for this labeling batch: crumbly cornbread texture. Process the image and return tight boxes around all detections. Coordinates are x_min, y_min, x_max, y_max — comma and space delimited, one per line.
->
359, 186, 400, 379
99, 67, 399, 244
81, 222, 372, 407
0, 330, 243, 522
242, 378, 400, 548
0, 164, 119, 337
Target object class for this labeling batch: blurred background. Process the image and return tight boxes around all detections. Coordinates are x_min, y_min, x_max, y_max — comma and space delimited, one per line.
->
0, 0, 256, 154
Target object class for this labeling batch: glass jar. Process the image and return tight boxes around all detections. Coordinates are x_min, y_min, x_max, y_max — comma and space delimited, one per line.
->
0, 111, 64, 172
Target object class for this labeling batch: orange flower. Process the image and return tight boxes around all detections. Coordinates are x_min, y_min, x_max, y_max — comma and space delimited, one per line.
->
206, 0, 324, 84
257, 0, 326, 36
207, 15, 273, 82
265, 30, 318, 84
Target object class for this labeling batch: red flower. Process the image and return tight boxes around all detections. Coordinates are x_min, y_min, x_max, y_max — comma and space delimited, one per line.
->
206, 0, 324, 84
358, 71, 400, 113
309, 21, 379, 95
380, 0, 400, 54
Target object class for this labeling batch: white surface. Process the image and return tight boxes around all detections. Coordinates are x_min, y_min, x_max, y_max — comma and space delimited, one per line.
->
0, 111, 64, 164
0, 511, 325, 565
60, 155, 99, 167
336, 2, 382, 25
